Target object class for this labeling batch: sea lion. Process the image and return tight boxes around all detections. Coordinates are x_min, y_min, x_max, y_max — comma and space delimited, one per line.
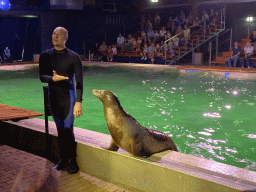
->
92, 89, 178, 158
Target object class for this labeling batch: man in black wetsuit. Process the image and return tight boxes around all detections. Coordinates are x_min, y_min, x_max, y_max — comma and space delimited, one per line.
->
39, 27, 83, 174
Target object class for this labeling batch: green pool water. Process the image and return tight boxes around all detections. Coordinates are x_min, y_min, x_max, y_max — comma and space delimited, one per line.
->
0, 65, 255, 171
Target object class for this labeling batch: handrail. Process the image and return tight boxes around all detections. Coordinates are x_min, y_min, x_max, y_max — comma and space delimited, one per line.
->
164, 7, 226, 65
164, 7, 225, 44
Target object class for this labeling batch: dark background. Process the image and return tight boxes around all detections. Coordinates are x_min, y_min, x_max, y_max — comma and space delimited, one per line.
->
0, 0, 255, 61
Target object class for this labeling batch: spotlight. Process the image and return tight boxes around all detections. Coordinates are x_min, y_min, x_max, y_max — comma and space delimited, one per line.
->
0, 0, 11, 11
246, 17, 253, 22
151, 0, 158, 2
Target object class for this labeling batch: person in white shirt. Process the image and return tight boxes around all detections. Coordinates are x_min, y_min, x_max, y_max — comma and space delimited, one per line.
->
117, 33, 125, 51
243, 41, 254, 68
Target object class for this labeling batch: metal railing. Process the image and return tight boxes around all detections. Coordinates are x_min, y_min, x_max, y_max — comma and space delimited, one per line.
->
208, 28, 232, 65
163, 7, 226, 65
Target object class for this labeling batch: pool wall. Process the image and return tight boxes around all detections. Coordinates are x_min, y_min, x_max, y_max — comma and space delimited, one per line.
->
1, 118, 256, 192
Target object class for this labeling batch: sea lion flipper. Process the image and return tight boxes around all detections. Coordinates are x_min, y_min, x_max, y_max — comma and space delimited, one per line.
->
107, 139, 119, 151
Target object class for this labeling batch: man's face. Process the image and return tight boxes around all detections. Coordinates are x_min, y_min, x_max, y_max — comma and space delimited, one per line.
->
253, 31, 256, 36
52, 28, 68, 48
234, 42, 238, 47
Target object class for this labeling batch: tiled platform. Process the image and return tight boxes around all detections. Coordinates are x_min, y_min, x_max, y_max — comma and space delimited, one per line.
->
0, 144, 141, 192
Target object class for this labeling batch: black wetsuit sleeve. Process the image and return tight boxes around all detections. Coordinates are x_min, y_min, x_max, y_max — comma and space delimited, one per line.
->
39, 52, 54, 83
74, 55, 83, 102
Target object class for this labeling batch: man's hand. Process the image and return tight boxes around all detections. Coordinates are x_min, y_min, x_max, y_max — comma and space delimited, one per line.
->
52, 70, 69, 82
73, 102, 82, 118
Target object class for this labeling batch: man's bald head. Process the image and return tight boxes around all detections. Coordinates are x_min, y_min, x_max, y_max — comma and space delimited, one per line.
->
54, 26, 68, 39
52, 26, 68, 50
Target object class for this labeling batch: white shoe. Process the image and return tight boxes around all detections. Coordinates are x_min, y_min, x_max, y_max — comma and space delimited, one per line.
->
144, 57, 147, 60
110, 59, 113, 61
141, 57, 144, 60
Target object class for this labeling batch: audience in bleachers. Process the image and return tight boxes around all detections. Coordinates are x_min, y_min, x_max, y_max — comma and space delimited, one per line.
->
90, 8, 225, 63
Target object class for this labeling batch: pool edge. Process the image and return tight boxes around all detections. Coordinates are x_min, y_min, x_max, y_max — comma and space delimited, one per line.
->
1, 118, 255, 192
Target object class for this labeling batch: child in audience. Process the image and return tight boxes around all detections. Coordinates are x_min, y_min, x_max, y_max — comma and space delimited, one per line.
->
136, 37, 142, 52
148, 43, 155, 63
155, 44, 163, 57
112, 44, 117, 61
141, 44, 148, 60
107, 45, 113, 62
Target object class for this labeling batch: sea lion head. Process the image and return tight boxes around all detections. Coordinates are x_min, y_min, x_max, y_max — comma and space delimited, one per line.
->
92, 89, 122, 108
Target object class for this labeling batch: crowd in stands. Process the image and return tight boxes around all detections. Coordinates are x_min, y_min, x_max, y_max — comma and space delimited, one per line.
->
226, 30, 256, 68
90, 8, 222, 64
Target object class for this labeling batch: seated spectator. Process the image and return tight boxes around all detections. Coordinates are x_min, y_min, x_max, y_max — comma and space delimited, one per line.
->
154, 12, 161, 28
140, 15, 146, 32
117, 33, 125, 52
112, 44, 117, 57
124, 38, 133, 52
184, 18, 189, 27
166, 31, 171, 40
180, 11, 186, 25
141, 44, 148, 60
226, 42, 241, 67
210, 9, 214, 16
3, 47, 12, 63
159, 26, 167, 42
173, 16, 180, 30
166, 16, 173, 31
148, 43, 155, 63
187, 11, 194, 26
180, 37, 187, 47
145, 19, 153, 32
99, 42, 108, 61
173, 36, 179, 48
154, 30, 160, 43
210, 12, 220, 29
147, 27, 155, 44
168, 40, 175, 56
203, 10, 209, 21
90, 43, 99, 60
141, 30, 147, 45
107, 45, 113, 62
249, 30, 256, 49
112, 44, 117, 53
164, 34, 169, 42
130, 36, 137, 50
192, 16, 201, 32
176, 26, 183, 36
183, 25, 190, 46
155, 44, 163, 57
242, 41, 254, 68
136, 37, 142, 51
160, 41, 168, 53
127, 34, 133, 44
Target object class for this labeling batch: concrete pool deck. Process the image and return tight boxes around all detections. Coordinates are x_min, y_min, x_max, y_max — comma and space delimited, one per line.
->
1, 62, 256, 191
